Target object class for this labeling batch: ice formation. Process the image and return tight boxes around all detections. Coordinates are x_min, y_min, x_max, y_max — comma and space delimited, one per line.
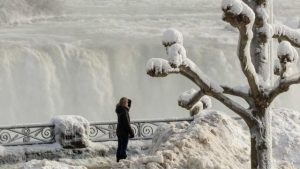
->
51, 115, 90, 148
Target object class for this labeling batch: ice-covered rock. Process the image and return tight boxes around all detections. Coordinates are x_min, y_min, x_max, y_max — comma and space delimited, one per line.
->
51, 115, 90, 148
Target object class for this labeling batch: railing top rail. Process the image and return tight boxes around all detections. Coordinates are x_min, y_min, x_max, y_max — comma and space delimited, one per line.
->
0, 123, 54, 130
90, 117, 194, 125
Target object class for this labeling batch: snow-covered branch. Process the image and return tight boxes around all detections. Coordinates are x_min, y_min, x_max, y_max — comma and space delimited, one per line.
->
178, 89, 213, 116
273, 24, 300, 48
280, 73, 300, 87
178, 89, 204, 110
274, 41, 299, 79
147, 28, 253, 122
222, 0, 260, 97
146, 58, 179, 77
269, 73, 300, 102
221, 85, 250, 99
178, 59, 252, 121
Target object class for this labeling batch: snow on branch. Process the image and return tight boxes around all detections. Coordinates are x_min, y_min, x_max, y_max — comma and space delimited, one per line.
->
178, 89, 212, 116
162, 29, 187, 68
146, 58, 179, 77
222, 0, 255, 28
178, 59, 252, 121
278, 41, 299, 62
269, 73, 300, 102
178, 88, 204, 110
275, 41, 299, 78
280, 73, 300, 87
270, 41, 300, 101
180, 58, 224, 93
221, 85, 250, 99
222, 0, 260, 98
273, 24, 300, 48
146, 28, 253, 122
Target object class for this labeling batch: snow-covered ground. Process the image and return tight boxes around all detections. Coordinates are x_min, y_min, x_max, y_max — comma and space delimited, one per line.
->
1, 108, 298, 169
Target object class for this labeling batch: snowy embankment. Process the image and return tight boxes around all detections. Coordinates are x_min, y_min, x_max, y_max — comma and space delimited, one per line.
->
12, 109, 300, 169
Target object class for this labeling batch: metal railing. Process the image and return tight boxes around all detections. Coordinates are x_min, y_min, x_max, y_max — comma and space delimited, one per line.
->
0, 123, 55, 146
0, 117, 194, 146
89, 117, 194, 142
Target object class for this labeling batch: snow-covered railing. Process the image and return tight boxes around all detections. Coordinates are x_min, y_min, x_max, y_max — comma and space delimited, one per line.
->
3, 116, 244, 146
0, 123, 55, 146
89, 117, 194, 142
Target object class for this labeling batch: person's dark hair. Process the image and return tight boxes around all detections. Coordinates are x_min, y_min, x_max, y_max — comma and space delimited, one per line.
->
117, 97, 128, 107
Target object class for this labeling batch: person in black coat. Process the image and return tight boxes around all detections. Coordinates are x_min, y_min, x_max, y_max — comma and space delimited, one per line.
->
116, 97, 134, 162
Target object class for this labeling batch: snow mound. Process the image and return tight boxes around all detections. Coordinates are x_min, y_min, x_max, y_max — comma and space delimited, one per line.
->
116, 110, 250, 169
19, 159, 87, 169
272, 108, 300, 167
115, 109, 300, 169
51, 115, 90, 148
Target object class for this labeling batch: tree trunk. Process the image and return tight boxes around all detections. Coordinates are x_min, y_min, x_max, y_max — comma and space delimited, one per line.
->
250, 107, 272, 169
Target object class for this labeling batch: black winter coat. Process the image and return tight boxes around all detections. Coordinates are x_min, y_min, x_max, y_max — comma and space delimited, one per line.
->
116, 105, 134, 138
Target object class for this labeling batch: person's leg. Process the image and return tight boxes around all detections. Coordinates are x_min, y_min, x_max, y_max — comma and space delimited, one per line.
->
116, 138, 122, 162
120, 137, 129, 160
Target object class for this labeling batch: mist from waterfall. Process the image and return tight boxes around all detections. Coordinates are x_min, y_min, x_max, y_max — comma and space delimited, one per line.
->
0, 0, 299, 125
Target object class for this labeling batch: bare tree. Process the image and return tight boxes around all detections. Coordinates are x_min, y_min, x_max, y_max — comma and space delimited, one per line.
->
146, 0, 300, 168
